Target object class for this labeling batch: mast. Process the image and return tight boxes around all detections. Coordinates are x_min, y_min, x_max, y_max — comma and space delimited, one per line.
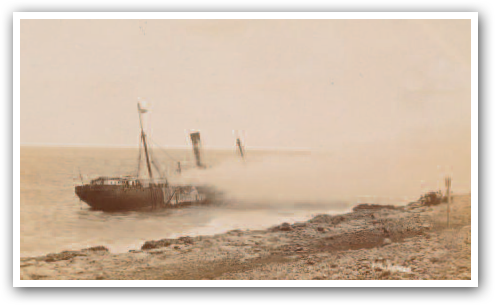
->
236, 138, 244, 160
138, 103, 153, 179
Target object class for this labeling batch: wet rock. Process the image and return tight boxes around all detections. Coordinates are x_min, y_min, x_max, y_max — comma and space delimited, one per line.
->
310, 214, 345, 225
293, 222, 307, 228
42, 251, 87, 263
407, 201, 423, 209
84, 246, 109, 252
353, 204, 399, 212
142, 239, 174, 250
148, 250, 166, 255
274, 222, 293, 231
142, 236, 194, 250
178, 236, 194, 245
228, 230, 244, 236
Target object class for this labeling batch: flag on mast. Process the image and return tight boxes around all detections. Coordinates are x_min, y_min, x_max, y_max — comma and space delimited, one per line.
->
138, 103, 148, 113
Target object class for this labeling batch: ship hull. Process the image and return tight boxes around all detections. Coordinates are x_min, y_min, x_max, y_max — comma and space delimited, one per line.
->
75, 184, 210, 212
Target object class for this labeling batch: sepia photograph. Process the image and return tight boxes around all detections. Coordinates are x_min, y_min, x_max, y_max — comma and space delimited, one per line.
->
15, 12, 476, 286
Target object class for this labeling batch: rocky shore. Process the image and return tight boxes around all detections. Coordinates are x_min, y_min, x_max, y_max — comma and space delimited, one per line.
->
20, 194, 471, 280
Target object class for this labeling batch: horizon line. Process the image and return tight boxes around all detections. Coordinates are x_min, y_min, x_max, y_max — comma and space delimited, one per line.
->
20, 143, 315, 152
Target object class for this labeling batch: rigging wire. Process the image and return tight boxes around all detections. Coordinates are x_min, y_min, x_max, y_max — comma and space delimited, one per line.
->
136, 135, 142, 177
149, 137, 181, 163
148, 144, 166, 179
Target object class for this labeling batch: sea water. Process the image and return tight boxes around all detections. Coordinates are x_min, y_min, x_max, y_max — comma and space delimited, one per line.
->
20, 145, 470, 257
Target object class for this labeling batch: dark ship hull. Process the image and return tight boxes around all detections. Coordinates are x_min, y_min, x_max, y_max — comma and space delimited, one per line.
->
74, 102, 219, 212
75, 183, 211, 212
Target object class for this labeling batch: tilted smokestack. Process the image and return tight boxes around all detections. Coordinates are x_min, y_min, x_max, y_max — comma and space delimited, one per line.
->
190, 132, 203, 168
236, 138, 244, 159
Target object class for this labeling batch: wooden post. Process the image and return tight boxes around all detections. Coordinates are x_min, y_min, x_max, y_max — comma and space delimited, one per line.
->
445, 176, 451, 228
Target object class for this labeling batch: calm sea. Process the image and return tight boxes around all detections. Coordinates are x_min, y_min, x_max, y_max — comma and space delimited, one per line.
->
20, 146, 349, 257
20, 144, 470, 257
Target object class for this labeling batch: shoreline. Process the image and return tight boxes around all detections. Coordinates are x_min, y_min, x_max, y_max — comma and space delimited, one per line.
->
19, 204, 357, 259
20, 194, 471, 280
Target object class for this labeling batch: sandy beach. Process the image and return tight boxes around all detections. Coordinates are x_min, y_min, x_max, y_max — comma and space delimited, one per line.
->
19, 194, 471, 280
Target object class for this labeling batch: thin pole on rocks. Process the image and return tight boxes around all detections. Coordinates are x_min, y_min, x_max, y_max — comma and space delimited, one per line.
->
445, 176, 452, 229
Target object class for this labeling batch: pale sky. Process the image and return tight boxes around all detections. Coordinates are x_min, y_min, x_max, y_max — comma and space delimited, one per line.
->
20, 19, 471, 150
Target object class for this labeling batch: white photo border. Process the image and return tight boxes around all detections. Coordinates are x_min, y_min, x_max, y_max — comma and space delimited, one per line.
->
13, 11, 478, 288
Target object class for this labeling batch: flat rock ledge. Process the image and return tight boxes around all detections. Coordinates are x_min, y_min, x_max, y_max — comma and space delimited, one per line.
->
20, 195, 471, 281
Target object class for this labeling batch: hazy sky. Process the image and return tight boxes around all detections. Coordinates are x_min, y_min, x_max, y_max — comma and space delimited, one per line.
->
20, 19, 471, 150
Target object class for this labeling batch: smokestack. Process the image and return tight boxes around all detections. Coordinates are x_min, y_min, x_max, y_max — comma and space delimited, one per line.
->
190, 132, 203, 168
236, 138, 244, 159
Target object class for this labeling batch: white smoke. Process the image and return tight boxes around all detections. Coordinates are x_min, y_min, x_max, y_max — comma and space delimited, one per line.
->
170, 141, 469, 210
